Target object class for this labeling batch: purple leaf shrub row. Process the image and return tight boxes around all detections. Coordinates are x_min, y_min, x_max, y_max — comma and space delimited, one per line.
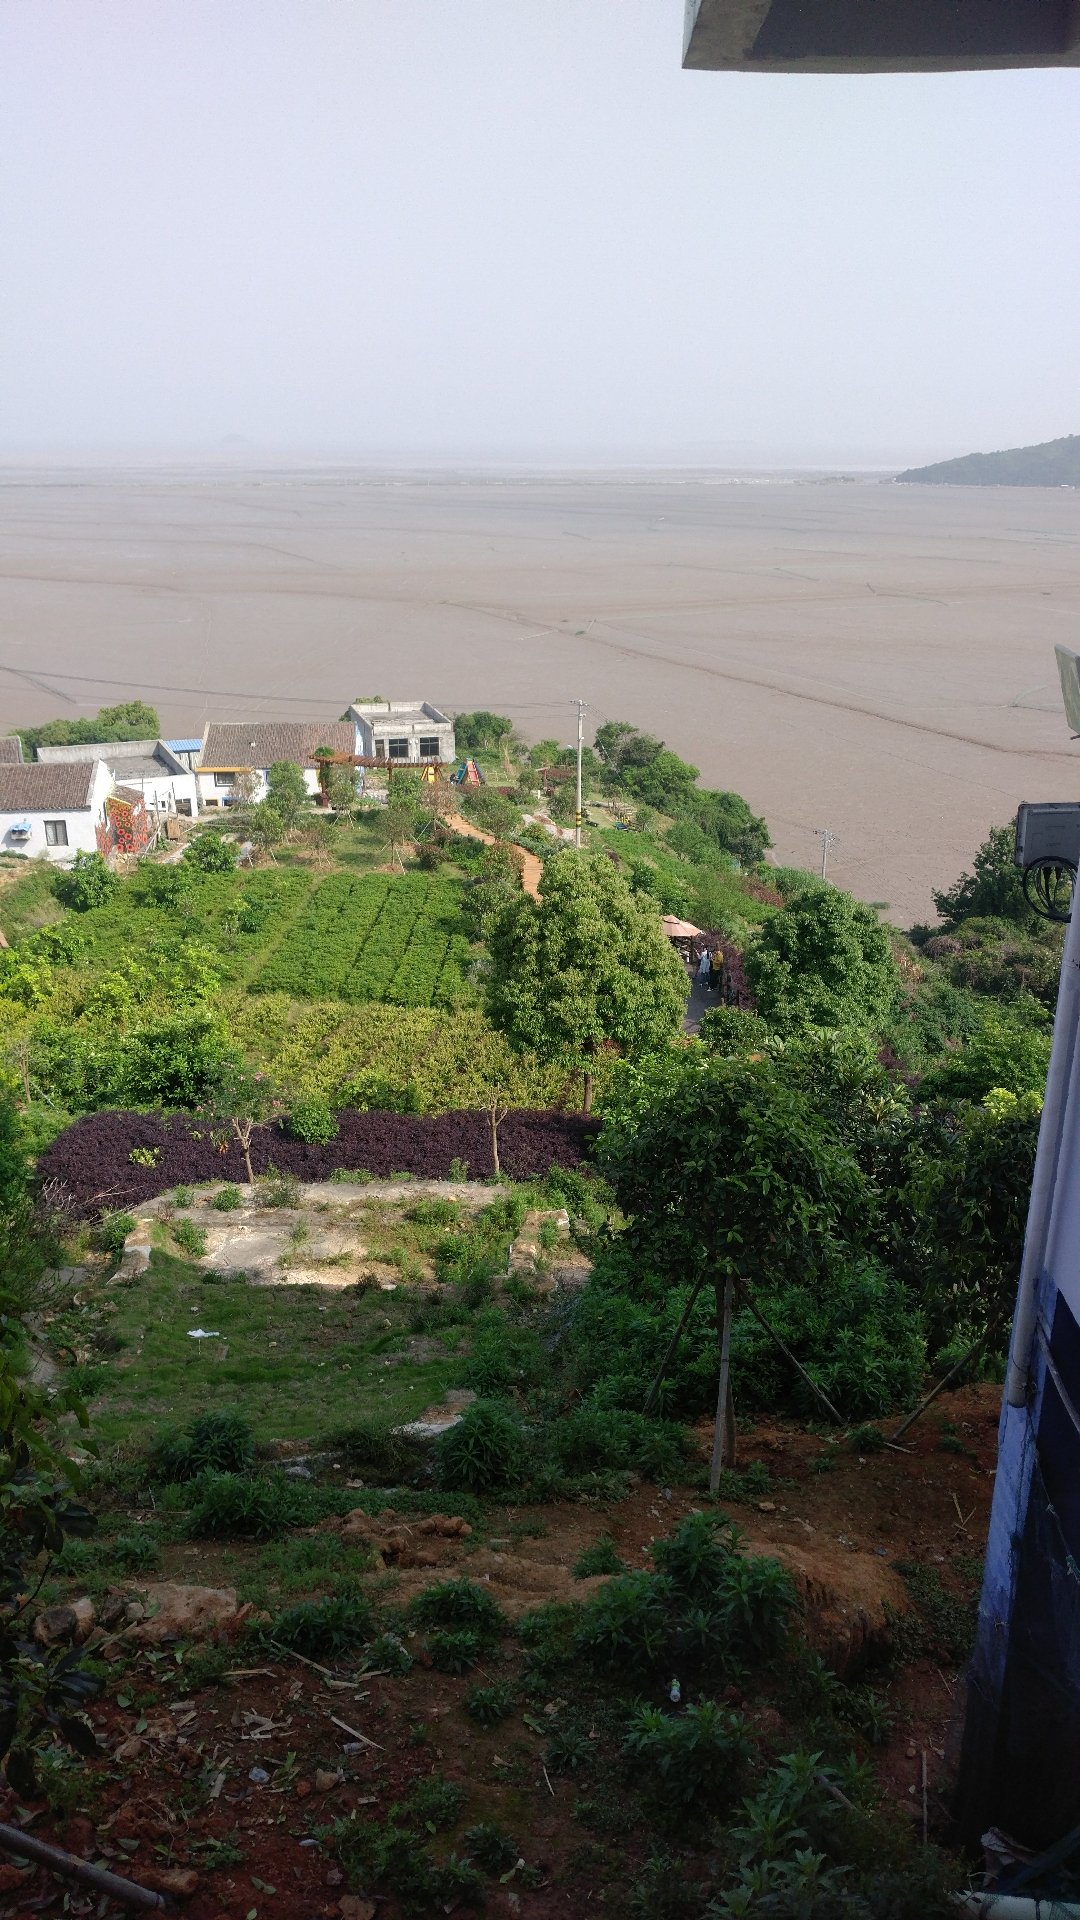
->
39, 1108, 599, 1217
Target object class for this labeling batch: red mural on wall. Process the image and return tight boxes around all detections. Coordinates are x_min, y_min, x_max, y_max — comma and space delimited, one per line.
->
103, 793, 155, 860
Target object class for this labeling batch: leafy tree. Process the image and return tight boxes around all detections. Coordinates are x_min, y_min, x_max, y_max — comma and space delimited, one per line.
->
681, 789, 771, 867
115, 1014, 234, 1109
916, 1005, 1051, 1106
596, 1050, 873, 1300
462, 841, 524, 939
933, 824, 1030, 927
596, 1050, 876, 1455
894, 1095, 1040, 1349
60, 851, 117, 912
18, 700, 159, 756
621, 746, 700, 814
198, 1061, 281, 1183
183, 831, 235, 874
459, 787, 519, 838
247, 801, 285, 862
486, 850, 688, 1110
527, 738, 563, 769
746, 890, 899, 1034
378, 787, 423, 870
453, 711, 514, 754
323, 762, 359, 813
265, 759, 311, 833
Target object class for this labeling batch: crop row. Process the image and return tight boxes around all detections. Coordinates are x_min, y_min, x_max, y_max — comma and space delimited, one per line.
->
253, 873, 471, 1008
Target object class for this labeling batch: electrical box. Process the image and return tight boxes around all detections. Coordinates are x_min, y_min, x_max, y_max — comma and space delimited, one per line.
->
1014, 803, 1080, 872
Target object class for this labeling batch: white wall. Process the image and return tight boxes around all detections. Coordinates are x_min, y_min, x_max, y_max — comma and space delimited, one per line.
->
195, 766, 322, 809
0, 761, 112, 862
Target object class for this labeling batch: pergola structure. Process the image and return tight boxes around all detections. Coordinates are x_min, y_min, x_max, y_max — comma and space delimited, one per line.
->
683, 0, 1080, 72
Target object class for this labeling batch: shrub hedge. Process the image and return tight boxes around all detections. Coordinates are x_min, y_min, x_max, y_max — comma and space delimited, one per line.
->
40, 1106, 598, 1214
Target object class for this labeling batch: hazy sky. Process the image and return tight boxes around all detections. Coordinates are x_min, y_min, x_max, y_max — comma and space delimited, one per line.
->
3, 1, 1078, 464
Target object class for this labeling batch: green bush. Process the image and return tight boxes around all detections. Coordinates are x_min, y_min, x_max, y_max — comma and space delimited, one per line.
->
96, 1210, 135, 1260
404, 1775, 465, 1830
186, 1471, 293, 1541
731, 1258, 925, 1420
265, 1591, 372, 1660
184, 832, 236, 874
366, 1632, 413, 1676
462, 1823, 518, 1874
212, 1184, 243, 1212
574, 1571, 676, 1676
334, 1815, 484, 1916
652, 1512, 741, 1602
464, 1681, 517, 1726
149, 1409, 256, 1482
284, 1096, 339, 1145
411, 1577, 506, 1639
572, 1536, 626, 1579
428, 1628, 486, 1673
436, 1399, 531, 1494
552, 1404, 689, 1483
316, 1419, 421, 1484
698, 1006, 769, 1055
622, 1700, 750, 1813
172, 1219, 207, 1258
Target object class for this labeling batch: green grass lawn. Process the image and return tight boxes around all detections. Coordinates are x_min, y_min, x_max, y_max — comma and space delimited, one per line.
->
88, 1250, 464, 1452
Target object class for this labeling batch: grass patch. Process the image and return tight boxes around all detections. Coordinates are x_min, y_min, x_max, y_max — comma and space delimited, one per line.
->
85, 1249, 462, 1450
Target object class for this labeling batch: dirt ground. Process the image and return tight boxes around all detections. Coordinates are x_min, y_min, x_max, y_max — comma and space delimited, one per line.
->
0, 1384, 998, 1919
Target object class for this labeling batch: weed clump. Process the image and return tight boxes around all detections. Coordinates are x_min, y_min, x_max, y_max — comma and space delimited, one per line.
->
623, 1700, 750, 1814
436, 1399, 531, 1494
149, 1409, 256, 1483
573, 1535, 626, 1579
186, 1470, 293, 1541
172, 1219, 207, 1258
265, 1591, 373, 1660
464, 1681, 516, 1725
211, 1184, 244, 1212
410, 1578, 507, 1638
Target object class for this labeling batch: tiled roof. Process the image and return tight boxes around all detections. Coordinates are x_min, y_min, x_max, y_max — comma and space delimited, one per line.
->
199, 721, 355, 769
0, 761, 97, 811
0, 737, 24, 764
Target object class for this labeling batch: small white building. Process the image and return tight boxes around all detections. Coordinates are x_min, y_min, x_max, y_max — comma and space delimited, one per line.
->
196, 721, 356, 809
347, 701, 455, 766
35, 739, 200, 818
0, 760, 113, 861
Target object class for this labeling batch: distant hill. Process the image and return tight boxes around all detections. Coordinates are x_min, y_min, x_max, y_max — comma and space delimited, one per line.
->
896, 434, 1080, 487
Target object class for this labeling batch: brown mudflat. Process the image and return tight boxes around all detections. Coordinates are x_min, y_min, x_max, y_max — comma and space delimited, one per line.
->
1, 464, 1077, 920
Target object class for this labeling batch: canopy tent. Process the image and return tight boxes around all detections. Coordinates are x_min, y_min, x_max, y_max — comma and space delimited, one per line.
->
661, 915, 704, 940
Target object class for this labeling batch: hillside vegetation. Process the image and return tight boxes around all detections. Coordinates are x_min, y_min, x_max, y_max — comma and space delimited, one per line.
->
0, 713, 1060, 1917
896, 431, 1080, 487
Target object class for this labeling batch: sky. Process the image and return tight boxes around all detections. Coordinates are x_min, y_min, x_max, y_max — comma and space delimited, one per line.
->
2, 1, 1079, 466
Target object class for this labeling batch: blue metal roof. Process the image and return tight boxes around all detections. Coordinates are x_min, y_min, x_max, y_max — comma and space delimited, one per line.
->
166, 739, 203, 753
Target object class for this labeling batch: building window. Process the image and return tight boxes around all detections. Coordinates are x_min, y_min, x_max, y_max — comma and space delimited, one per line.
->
374, 740, 385, 759
419, 736, 440, 759
44, 819, 68, 847
214, 771, 235, 787
388, 738, 410, 760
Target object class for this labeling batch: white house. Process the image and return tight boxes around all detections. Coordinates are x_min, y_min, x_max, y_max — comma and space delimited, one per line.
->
0, 760, 113, 862
35, 739, 200, 818
347, 701, 455, 766
195, 721, 356, 809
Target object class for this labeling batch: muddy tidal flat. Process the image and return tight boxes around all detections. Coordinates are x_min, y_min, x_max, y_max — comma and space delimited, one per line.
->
1, 463, 1078, 922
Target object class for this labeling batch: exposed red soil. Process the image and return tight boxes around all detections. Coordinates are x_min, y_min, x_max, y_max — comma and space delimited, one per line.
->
1, 1386, 997, 1918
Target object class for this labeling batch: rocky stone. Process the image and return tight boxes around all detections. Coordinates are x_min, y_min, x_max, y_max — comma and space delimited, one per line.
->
338, 1898, 376, 1920
139, 1865, 200, 1898
33, 1596, 96, 1647
125, 1582, 241, 1645
113, 1735, 146, 1765
315, 1769, 342, 1793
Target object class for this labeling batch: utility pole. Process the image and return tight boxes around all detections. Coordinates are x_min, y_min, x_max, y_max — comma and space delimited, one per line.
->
573, 699, 587, 849
813, 827, 835, 882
